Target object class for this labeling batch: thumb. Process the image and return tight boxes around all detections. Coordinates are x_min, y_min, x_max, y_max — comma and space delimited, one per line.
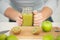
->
33, 10, 38, 15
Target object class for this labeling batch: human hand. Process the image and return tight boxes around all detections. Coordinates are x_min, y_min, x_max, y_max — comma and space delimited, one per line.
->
33, 10, 44, 26
16, 13, 23, 26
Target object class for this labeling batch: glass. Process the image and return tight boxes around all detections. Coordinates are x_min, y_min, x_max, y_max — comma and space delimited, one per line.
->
22, 7, 33, 26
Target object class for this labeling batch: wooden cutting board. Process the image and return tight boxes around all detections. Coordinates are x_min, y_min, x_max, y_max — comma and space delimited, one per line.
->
11, 26, 60, 39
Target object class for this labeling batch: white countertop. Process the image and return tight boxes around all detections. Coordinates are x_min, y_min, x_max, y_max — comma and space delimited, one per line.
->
0, 22, 18, 31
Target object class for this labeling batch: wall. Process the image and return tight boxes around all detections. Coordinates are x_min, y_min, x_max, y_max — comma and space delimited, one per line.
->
52, 0, 60, 22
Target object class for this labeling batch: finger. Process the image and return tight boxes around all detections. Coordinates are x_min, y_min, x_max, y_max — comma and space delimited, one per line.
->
34, 18, 43, 22
34, 13, 42, 18
34, 18, 43, 24
16, 20, 22, 26
16, 20, 22, 24
34, 15, 43, 21
34, 19, 39, 24
19, 14, 22, 18
34, 23, 41, 26
33, 24, 39, 26
17, 17, 23, 22
33, 10, 38, 15
16, 17, 23, 26
34, 19, 43, 24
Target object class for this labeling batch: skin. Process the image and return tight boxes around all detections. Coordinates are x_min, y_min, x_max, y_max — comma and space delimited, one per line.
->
4, 7, 22, 26
33, 7, 52, 26
4, 6, 52, 26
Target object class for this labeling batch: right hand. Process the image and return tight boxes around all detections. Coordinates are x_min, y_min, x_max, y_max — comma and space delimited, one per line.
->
16, 13, 23, 26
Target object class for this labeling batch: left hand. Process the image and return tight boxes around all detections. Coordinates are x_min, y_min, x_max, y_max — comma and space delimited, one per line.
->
33, 10, 44, 26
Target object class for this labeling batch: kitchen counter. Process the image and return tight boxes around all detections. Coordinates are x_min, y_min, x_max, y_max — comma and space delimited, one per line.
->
0, 22, 60, 40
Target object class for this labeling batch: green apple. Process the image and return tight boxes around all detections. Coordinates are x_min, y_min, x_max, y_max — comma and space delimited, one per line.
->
55, 35, 60, 40
41, 21, 52, 32
43, 34, 54, 40
0, 34, 7, 40
7, 35, 18, 40
32, 27, 40, 35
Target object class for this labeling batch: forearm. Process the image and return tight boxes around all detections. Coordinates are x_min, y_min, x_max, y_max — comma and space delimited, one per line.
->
4, 7, 20, 21
40, 7, 52, 21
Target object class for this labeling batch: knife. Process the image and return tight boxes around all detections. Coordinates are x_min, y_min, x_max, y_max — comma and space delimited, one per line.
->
55, 27, 60, 32
55, 30, 60, 32
0, 30, 9, 34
